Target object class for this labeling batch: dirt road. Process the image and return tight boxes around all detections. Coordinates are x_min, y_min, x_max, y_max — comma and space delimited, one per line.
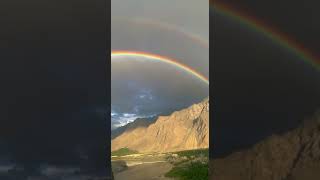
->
114, 161, 173, 180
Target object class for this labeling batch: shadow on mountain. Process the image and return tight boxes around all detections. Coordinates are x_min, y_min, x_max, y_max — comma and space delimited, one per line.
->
210, 110, 320, 180
111, 117, 157, 140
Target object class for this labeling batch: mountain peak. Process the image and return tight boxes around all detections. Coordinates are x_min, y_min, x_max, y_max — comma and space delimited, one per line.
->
111, 98, 209, 153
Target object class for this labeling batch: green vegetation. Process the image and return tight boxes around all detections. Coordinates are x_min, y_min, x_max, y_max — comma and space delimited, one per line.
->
111, 147, 138, 156
176, 148, 209, 159
165, 149, 209, 179
165, 161, 208, 180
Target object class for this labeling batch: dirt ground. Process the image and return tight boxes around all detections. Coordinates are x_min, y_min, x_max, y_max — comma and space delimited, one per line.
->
114, 162, 173, 180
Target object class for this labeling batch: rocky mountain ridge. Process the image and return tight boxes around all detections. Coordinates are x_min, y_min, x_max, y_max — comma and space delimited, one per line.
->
210, 111, 320, 180
111, 117, 157, 140
111, 98, 209, 153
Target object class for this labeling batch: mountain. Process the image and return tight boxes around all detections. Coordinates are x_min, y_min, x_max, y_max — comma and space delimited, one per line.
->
111, 98, 209, 153
111, 117, 157, 140
210, 110, 320, 180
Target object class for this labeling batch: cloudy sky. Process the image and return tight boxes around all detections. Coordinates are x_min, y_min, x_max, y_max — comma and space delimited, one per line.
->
111, 0, 209, 129
0, 0, 109, 177
211, 1, 320, 157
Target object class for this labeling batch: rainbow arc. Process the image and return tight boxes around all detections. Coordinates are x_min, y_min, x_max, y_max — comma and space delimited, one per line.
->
211, 1, 320, 70
112, 2, 319, 88
111, 51, 209, 85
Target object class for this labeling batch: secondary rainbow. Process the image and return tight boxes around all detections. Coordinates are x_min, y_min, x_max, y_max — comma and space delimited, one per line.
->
129, 17, 209, 48
211, 1, 320, 71
111, 51, 209, 84
113, 17, 208, 48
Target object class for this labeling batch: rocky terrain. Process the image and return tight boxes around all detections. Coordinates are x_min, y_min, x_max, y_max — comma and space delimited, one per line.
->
210, 111, 320, 180
111, 149, 208, 180
111, 117, 156, 140
111, 98, 209, 153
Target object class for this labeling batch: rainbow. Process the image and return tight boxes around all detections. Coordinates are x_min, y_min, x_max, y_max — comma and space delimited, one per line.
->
111, 51, 209, 84
129, 17, 209, 48
111, 2, 319, 87
210, 1, 320, 70
113, 17, 209, 48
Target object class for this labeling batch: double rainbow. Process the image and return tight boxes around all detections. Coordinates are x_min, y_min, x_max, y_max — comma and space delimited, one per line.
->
112, 2, 319, 87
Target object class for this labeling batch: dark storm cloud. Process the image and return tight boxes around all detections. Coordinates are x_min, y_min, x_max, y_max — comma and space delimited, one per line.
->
0, 0, 110, 177
211, 10, 320, 158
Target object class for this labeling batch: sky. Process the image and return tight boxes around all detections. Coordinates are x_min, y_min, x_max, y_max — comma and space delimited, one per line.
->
0, 0, 209, 178
111, 0, 209, 129
0, 0, 110, 178
111, 56, 208, 129
211, 0, 320, 157
3, 0, 319, 178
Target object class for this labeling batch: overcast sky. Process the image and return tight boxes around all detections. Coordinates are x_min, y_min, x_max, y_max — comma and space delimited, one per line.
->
0, 0, 109, 177
111, 0, 209, 129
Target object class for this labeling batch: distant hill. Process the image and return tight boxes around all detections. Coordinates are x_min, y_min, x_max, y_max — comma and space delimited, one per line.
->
111, 116, 157, 140
210, 110, 320, 180
111, 98, 209, 153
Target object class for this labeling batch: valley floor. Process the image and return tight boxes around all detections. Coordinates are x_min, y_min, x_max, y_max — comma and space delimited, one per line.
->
114, 161, 173, 180
112, 149, 209, 180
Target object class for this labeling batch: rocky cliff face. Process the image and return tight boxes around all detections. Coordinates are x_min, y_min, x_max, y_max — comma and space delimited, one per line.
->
111, 98, 209, 153
210, 111, 320, 180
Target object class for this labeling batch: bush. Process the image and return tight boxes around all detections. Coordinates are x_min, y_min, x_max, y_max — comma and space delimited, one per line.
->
176, 149, 209, 159
165, 161, 208, 180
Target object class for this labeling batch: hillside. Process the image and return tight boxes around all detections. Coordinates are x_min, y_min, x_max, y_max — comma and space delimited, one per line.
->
210, 111, 320, 180
111, 117, 156, 140
112, 98, 209, 153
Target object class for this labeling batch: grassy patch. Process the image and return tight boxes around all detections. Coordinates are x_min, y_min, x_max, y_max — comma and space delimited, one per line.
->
165, 161, 208, 180
176, 148, 209, 159
111, 148, 138, 156
172, 159, 190, 166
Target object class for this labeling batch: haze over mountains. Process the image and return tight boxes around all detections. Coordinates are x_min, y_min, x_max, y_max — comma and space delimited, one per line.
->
111, 98, 209, 153
210, 110, 320, 180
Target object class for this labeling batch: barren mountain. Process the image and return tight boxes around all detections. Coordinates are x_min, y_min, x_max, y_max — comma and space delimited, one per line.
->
210, 111, 320, 180
111, 98, 209, 153
111, 117, 157, 140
